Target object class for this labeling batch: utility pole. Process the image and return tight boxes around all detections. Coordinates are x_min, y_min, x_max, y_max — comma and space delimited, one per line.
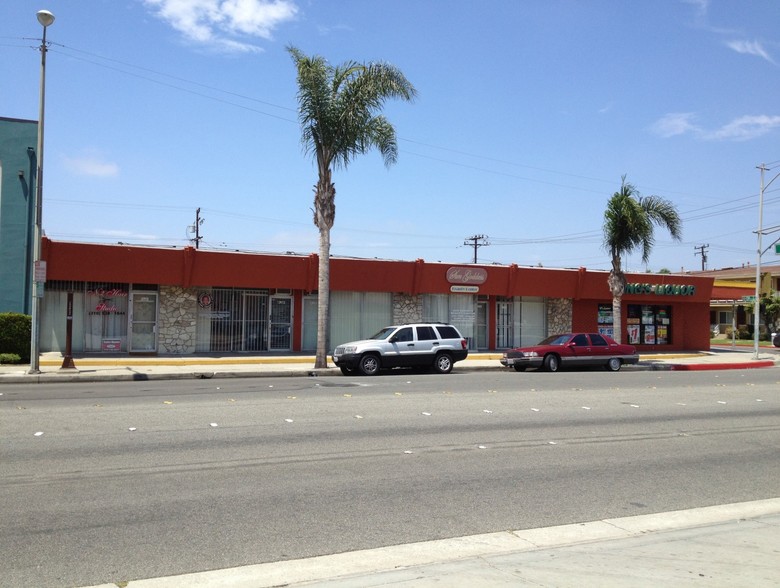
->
464, 234, 489, 263
694, 243, 709, 271
190, 207, 204, 249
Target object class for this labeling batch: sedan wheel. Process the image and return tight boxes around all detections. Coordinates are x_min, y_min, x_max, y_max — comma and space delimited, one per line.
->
606, 357, 622, 372
358, 354, 381, 376
543, 354, 560, 372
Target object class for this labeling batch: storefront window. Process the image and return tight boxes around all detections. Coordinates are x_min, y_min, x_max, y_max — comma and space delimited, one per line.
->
196, 288, 269, 352
597, 304, 614, 338
85, 283, 129, 352
627, 304, 671, 345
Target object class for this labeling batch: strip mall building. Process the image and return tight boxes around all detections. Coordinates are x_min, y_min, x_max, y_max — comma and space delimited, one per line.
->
38, 238, 714, 356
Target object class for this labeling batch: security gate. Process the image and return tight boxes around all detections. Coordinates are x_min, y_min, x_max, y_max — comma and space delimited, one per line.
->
269, 296, 292, 350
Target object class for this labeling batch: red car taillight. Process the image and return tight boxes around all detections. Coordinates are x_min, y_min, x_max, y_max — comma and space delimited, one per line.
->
461, 339, 467, 349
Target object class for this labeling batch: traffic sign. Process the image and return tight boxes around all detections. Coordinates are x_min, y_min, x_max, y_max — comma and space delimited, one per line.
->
775, 243, 780, 254
741, 295, 755, 302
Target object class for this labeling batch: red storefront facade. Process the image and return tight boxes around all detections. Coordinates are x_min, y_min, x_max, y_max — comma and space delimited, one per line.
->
38, 239, 714, 355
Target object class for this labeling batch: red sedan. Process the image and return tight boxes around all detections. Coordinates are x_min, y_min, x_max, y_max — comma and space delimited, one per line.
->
500, 333, 639, 372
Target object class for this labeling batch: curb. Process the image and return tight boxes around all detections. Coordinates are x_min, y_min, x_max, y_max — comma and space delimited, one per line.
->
78, 497, 780, 588
668, 360, 776, 371
1, 359, 777, 384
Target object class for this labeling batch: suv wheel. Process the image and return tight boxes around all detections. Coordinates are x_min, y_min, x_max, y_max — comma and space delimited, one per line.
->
340, 366, 356, 376
432, 352, 453, 374
358, 354, 381, 376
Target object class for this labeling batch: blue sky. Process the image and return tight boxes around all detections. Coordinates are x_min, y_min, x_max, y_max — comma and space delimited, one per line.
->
2, 0, 780, 273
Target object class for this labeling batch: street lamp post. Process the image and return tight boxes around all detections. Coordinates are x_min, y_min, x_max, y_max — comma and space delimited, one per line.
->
28, 9, 55, 374
753, 163, 780, 360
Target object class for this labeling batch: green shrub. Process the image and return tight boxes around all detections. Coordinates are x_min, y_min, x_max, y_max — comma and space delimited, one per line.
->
0, 353, 22, 364
0, 313, 31, 363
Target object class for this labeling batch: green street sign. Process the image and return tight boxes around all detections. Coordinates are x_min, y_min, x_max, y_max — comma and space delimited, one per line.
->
742, 295, 755, 302
775, 243, 780, 254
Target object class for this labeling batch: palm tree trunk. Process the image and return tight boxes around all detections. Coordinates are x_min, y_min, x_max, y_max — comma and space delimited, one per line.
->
314, 170, 335, 369
608, 256, 626, 344
315, 225, 330, 368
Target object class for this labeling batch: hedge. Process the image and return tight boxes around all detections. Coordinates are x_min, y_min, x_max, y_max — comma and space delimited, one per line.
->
0, 313, 31, 363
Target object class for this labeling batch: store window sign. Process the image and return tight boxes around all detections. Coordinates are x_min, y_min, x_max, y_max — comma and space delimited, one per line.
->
198, 292, 213, 308
87, 287, 128, 314
625, 283, 696, 296
446, 267, 487, 285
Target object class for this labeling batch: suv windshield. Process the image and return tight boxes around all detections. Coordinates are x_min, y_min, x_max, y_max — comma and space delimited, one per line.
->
369, 327, 397, 340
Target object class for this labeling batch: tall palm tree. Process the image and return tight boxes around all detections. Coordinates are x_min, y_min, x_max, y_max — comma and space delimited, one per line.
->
288, 46, 417, 368
603, 176, 682, 343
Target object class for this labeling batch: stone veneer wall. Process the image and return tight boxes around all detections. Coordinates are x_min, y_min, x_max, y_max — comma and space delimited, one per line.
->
158, 286, 198, 354
393, 293, 422, 324
546, 298, 572, 334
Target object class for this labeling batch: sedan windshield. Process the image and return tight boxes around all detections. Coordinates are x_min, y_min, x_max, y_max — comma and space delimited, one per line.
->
536, 334, 572, 346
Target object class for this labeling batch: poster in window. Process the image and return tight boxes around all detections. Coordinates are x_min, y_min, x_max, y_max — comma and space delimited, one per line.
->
627, 324, 640, 345
657, 325, 668, 344
642, 307, 654, 325
597, 304, 613, 325
644, 325, 656, 344
598, 326, 614, 337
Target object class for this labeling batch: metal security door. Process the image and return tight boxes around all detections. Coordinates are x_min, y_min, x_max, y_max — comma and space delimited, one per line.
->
242, 292, 266, 351
129, 292, 158, 352
269, 297, 292, 350
496, 299, 513, 348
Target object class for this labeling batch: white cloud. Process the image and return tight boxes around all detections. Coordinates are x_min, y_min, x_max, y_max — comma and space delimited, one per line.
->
651, 112, 780, 141
91, 229, 161, 241
726, 39, 775, 64
62, 155, 119, 177
649, 113, 699, 138
706, 115, 780, 141
143, 0, 298, 52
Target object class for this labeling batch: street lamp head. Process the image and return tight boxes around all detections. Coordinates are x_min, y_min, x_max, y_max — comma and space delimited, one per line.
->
36, 10, 55, 28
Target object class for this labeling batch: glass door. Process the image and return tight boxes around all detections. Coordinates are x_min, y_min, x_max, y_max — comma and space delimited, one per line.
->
269, 296, 292, 350
476, 301, 488, 349
129, 292, 158, 352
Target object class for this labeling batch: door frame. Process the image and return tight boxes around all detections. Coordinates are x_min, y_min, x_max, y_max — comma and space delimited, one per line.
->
128, 290, 159, 353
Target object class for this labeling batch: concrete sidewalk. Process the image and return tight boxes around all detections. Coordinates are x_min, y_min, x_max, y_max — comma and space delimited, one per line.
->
81, 498, 780, 588
0, 346, 777, 384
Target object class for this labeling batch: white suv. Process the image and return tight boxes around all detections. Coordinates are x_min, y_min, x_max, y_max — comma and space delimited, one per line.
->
332, 323, 469, 376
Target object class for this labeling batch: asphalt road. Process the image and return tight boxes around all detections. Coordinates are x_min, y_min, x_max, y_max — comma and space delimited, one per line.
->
2, 368, 779, 588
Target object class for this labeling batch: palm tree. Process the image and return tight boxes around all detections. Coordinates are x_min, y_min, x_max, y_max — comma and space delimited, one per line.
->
288, 46, 417, 368
603, 176, 682, 343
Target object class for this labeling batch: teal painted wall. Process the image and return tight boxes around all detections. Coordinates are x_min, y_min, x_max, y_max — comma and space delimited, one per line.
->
0, 117, 38, 314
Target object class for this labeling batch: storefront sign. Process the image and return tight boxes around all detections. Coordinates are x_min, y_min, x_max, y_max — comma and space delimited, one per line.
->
446, 267, 487, 285
101, 339, 121, 352
87, 287, 128, 298
198, 292, 213, 308
450, 285, 479, 293
624, 283, 696, 296
87, 286, 128, 315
